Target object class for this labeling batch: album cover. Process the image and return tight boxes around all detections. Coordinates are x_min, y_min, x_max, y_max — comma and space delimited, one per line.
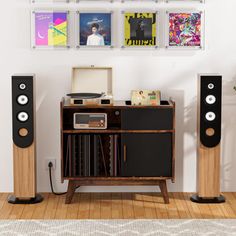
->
79, 13, 112, 47
34, 12, 68, 47
168, 12, 202, 47
124, 12, 157, 47
131, 90, 161, 106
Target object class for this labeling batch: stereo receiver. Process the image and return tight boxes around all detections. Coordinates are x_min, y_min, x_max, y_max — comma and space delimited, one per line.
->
73, 113, 107, 129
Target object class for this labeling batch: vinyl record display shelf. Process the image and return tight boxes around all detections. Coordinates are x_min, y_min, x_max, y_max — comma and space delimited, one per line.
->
61, 98, 175, 204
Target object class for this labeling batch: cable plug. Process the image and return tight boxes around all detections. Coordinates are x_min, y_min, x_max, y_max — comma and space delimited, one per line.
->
48, 162, 53, 168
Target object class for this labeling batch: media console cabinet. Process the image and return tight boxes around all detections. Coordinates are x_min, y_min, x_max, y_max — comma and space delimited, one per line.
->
61, 99, 175, 204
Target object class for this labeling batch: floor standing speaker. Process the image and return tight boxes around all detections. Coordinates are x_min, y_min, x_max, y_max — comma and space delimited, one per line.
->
191, 74, 225, 203
8, 74, 43, 204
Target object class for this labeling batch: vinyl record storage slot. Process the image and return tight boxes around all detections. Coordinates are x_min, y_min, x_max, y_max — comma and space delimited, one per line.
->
61, 99, 175, 205
63, 134, 121, 178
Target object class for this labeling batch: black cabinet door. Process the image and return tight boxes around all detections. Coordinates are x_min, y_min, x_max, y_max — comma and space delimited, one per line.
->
121, 109, 173, 130
121, 133, 172, 177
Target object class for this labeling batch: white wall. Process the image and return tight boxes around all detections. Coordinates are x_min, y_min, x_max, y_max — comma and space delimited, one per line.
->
1, 0, 236, 193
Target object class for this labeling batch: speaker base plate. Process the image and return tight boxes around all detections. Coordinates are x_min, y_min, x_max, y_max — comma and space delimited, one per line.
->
190, 194, 225, 204
7, 194, 43, 204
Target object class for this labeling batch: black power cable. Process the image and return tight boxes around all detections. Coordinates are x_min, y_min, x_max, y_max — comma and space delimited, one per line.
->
48, 162, 67, 195
48, 162, 80, 196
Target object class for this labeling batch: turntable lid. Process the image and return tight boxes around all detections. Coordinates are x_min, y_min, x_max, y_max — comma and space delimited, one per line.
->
71, 67, 112, 94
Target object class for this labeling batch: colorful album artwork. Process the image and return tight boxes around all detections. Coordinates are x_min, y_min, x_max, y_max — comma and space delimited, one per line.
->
34, 12, 68, 47
168, 12, 202, 47
79, 13, 112, 46
131, 90, 161, 106
124, 12, 157, 47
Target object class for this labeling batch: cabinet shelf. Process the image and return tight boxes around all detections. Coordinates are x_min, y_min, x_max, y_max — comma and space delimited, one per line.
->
63, 100, 174, 109
63, 130, 174, 134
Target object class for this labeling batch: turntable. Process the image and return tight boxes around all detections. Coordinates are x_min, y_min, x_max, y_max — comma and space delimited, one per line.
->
68, 66, 113, 106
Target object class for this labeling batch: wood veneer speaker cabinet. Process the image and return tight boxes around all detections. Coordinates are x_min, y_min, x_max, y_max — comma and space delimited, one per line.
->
8, 75, 43, 204
191, 74, 225, 204
60, 99, 175, 204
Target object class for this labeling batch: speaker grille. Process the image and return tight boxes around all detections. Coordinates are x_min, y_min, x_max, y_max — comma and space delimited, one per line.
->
12, 75, 34, 148
199, 75, 222, 148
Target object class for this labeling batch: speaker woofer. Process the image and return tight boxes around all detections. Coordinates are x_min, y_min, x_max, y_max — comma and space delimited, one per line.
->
205, 95, 216, 105
18, 128, 29, 137
17, 95, 28, 105
206, 128, 215, 137
17, 111, 29, 122
205, 112, 216, 121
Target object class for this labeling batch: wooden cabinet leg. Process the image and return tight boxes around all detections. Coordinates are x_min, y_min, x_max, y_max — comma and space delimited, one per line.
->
159, 180, 169, 204
65, 180, 78, 204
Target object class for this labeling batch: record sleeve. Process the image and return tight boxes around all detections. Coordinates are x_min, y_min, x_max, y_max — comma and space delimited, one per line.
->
131, 90, 161, 106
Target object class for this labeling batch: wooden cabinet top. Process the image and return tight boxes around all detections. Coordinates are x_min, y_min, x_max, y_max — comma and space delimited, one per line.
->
61, 98, 175, 109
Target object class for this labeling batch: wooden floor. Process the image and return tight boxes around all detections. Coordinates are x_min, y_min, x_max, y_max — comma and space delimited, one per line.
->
1, 192, 236, 219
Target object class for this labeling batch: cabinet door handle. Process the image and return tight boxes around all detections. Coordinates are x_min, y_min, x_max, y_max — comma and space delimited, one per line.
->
124, 145, 127, 163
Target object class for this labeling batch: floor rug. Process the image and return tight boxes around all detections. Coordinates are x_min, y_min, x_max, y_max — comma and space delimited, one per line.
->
0, 220, 236, 236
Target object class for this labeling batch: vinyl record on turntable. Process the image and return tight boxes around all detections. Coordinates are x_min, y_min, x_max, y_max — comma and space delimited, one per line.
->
67, 93, 104, 99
